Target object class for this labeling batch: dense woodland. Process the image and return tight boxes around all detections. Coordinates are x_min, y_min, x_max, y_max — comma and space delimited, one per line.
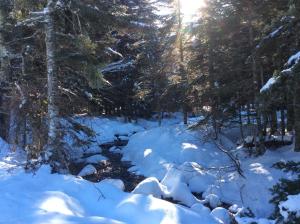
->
1, 1, 300, 223
0, 0, 300, 169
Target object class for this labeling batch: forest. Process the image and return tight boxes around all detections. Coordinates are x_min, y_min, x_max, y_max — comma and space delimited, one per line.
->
0, 0, 300, 224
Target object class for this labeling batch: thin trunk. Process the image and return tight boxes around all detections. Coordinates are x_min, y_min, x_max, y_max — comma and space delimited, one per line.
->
280, 109, 285, 139
238, 105, 245, 142
246, 103, 251, 124
178, 0, 188, 125
8, 104, 17, 147
270, 110, 278, 135
262, 113, 268, 136
287, 95, 294, 132
248, 11, 265, 154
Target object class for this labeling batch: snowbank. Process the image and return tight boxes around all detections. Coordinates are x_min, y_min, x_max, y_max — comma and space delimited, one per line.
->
0, 165, 217, 224
121, 122, 300, 218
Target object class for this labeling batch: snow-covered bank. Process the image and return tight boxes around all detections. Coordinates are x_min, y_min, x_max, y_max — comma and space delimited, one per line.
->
0, 138, 217, 224
1, 114, 299, 223
121, 119, 300, 219
0, 165, 217, 224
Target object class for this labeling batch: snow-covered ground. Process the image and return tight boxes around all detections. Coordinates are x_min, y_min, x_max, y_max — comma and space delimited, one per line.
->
0, 137, 216, 224
0, 114, 299, 223
121, 119, 299, 220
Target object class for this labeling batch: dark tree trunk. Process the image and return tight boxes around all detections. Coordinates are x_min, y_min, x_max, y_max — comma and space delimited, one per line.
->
280, 109, 286, 138
270, 110, 278, 135
293, 62, 300, 152
178, 0, 188, 125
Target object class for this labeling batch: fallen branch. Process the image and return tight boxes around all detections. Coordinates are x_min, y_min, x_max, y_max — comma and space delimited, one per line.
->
213, 139, 245, 178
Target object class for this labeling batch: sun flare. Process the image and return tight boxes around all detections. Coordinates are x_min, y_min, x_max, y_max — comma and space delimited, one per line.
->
180, 0, 205, 22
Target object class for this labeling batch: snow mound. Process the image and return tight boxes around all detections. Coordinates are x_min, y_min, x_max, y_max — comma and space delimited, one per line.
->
122, 122, 300, 218
78, 164, 97, 176
100, 179, 125, 191
191, 203, 211, 215
132, 177, 166, 198
205, 194, 221, 209
211, 207, 231, 224
0, 165, 218, 224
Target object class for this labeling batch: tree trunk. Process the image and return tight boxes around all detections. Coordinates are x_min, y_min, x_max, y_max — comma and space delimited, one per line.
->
246, 103, 251, 124
280, 109, 285, 139
270, 110, 278, 135
238, 105, 244, 142
0, 1, 11, 141
262, 113, 268, 136
248, 12, 265, 154
177, 0, 188, 125
287, 99, 294, 132
45, 0, 65, 169
293, 62, 300, 151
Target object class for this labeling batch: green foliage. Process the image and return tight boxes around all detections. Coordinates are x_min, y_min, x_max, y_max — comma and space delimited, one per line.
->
84, 65, 109, 90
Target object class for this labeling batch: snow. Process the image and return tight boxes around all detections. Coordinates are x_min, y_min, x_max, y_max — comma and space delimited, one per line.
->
84, 154, 108, 164
205, 194, 221, 209
78, 164, 97, 176
109, 146, 122, 153
106, 47, 124, 58
260, 77, 277, 93
0, 142, 218, 223
64, 117, 144, 159
132, 177, 166, 198
211, 207, 231, 224
1, 114, 299, 223
130, 21, 152, 28
121, 118, 300, 218
101, 58, 135, 74
279, 194, 300, 221
287, 51, 300, 66
100, 179, 125, 191
270, 26, 283, 38
191, 203, 211, 215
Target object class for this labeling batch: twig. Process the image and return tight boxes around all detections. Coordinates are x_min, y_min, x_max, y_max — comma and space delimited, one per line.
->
213, 139, 246, 178
93, 184, 106, 200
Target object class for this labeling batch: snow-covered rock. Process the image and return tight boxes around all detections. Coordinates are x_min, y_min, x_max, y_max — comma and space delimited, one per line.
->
211, 207, 231, 224
228, 204, 240, 213
78, 164, 97, 176
109, 146, 122, 153
132, 177, 166, 198
100, 179, 125, 191
85, 155, 108, 164
205, 194, 221, 209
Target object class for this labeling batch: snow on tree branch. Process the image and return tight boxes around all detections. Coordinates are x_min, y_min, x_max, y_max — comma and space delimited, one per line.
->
101, 58, 135, 74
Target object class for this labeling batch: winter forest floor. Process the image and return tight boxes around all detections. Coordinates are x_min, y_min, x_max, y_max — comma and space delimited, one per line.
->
0, 114, 299, 224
